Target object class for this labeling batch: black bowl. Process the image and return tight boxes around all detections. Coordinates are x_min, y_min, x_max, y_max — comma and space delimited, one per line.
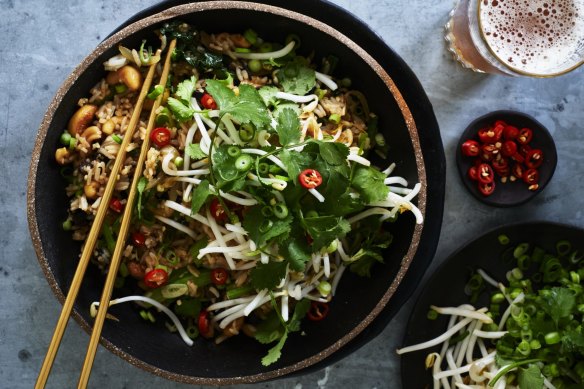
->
456, 110, 557, 207
400, 221, 584, 388
27, 0, 445, 385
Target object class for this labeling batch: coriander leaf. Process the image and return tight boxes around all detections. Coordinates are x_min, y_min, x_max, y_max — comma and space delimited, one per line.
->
304, 215, 351, 251
278, 61, 316, 95
174, 298, 201, 319
136, 176, 148, 219
185, 143, 206, 160
229, 84, 271, 128
518, 365, 544, 389
316, 192, 364, 217
561, 329, 584, 353
190, 180, 210, 215
205, 79, 237, 111
279, 223, 312, 271
189, 237, 209, 265
287, 299, 310, 332
276, 108, 300, 146
261, 331, 287, 366
242, 206, 293, 247
348, 249, 384, 277
254, 310, 285, 344
258, 86, 280, 107
176, 76, 197, 103
351, 165, 390, 203
205, 80, 270, 129
167, 97, 194, 122
280, 149, 313, 184
540, 287, 575, 325
318, 142, 349, 166
272, 102, 301, 119
216, 71, 234, 87
250, 261, 288, 290
211, 144, 246, 184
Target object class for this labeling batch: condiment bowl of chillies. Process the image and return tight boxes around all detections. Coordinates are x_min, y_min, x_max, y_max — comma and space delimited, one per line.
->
456, 110, 557, 207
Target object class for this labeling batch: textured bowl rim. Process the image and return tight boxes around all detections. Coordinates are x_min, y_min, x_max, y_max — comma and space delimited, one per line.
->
27, 1, 427, 385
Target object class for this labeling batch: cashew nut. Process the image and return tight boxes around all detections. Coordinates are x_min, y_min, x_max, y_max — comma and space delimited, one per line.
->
117, 65, 142, 91
80, 126, 102, 144
55, 147, 72, 165
68, 104, 98, 135
83, 181, 100, 200
105, 70, 121, 85
101, 119, 115, 135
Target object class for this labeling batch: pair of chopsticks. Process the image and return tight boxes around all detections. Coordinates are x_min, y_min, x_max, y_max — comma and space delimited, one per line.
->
35, 39, 177, 389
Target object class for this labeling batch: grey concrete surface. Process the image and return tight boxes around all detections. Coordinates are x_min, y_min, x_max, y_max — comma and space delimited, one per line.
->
1, 0, 582, 388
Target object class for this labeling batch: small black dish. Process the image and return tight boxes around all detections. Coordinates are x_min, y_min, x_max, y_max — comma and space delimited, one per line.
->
456, 110, 557, 207
400, 221, 584, 388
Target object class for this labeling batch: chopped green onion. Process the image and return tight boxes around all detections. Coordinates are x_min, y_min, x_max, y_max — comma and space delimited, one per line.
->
569, 250, 584, 264
156, 107, 172, 126
115, 84, 128, 94
491, 293, 505, 304
119, 262, 129, 278
235, 154, 253, 171
530, 339, 541, 350
258, 162, 269, 175
513, 242, 530, 258
68, 137, 77, 150
570, 270, 580, 284
227, 145, 241, 158
329, 114, 341, 124
234, 47, 251, 53
317, 281, 331, 297
545, 331, 561, 345
239, 124, 256, 141
112, 134, 122, 144
186, 325, 199, 339
248, 59, 262, 73
427, 309, 439, 320
273, 203, 288, 219
556, 240, 572, 256
60, 132, 72, 146
517, 254, 531, 270
315, 88, 326, 100
139, 310, 149, 321
243, 29, 258, 45
261, 206, 274, 217
174, 156, 184, 169
259, 219, 273, 233
516, 339, 531, 356
62, 218, 72, 231
498, 234, 510, 245
147, 84, 164, 99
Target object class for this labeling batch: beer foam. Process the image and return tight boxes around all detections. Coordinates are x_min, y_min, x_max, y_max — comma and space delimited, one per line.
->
479, 0, 584, 75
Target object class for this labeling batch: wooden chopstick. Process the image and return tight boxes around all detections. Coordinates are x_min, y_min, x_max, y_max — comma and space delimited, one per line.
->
35, 42, 171, 389
77, 39, 176, 389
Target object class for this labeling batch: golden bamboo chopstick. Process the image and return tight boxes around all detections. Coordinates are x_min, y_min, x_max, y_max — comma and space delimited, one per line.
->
77, 39, 176, 389
35, 47, 164, 389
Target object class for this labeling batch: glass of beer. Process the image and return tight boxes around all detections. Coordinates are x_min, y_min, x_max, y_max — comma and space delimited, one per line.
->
446, 0, 584, 77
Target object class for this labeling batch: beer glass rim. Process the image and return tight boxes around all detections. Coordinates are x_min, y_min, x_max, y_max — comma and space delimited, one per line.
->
477, 0, 584, 78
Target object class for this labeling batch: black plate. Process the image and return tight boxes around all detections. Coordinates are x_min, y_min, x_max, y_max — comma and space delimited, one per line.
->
456, 110, 557, 207
400, 221, 584, 388
110, 0, 446, 377
28, 0, 445, 384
